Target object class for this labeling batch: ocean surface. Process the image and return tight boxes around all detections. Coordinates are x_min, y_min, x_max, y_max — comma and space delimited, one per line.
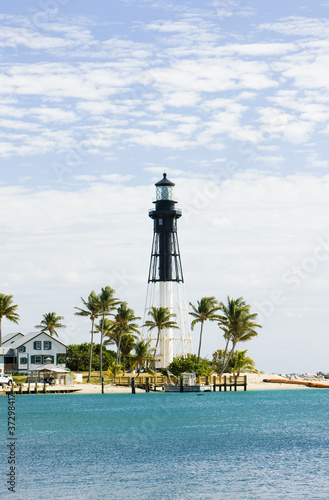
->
1, 389, 329, 500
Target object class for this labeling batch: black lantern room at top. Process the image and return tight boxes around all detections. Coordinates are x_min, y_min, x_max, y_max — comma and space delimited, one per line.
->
148, 173, 184, 283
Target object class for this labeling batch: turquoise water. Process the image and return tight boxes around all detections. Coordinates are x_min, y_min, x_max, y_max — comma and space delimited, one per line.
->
1, 390, 329, 499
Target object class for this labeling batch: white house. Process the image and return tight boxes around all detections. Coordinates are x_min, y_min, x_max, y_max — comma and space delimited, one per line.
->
0, 332, 67, 373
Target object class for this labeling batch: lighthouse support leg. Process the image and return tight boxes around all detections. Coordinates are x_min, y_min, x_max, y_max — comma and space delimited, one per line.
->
158, 281, 174, 369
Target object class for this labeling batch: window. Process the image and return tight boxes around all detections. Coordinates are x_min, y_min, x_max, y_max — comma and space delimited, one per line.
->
158, 218, 163, 226
18, 346, 26, 352
156, 185, 173, 200
20, 358, 27, 365
34, 341, 41, 350
44, 341, 52, 350
34, 355, 42, 364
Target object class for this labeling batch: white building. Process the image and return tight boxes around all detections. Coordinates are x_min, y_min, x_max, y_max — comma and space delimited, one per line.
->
0, 332, 67, 373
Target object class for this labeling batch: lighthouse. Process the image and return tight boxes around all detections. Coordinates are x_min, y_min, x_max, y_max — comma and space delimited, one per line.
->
144, 173, 193, 368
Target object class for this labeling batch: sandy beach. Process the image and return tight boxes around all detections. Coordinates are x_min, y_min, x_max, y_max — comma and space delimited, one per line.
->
70, 373, 324, 394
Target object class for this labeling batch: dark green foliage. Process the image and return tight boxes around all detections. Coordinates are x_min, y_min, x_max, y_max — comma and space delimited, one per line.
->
212, 349, 255, 375
189, 297, 221, 363
167, 354, 213, 377
0, 293, 20, 346
212, 349, 226, 373
66, 343, 116, 372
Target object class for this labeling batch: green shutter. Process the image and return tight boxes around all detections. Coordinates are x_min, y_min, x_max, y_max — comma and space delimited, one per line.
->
33, 341, 37, 349
49, 341, 52, 349
31, 355, 35, 363
51, 356, 54, 363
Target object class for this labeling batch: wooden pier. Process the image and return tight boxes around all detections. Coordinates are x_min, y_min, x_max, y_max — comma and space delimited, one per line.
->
165, 375, 247, 392
214, 375, 247, 391
115, 374, 248, 393
1, 383, 81, 395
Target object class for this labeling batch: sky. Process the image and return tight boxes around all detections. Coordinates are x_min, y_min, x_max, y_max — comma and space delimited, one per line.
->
1, 0, 329, 373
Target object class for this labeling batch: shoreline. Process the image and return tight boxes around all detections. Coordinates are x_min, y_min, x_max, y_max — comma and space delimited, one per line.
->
5, 373, 328, 395
67, 373, 322, 394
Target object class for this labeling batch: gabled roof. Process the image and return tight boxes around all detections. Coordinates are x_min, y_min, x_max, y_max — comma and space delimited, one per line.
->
9, 331, 67, 349
2, 332, 24, 345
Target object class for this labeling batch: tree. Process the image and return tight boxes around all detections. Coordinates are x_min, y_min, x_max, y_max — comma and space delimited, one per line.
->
119, 334, 136, 373
35, 312, 66, 337
167, 354, 213, 377
66, 343, 90, 371
95, 286, 120, 381
96, 317, 116, 344
212, 348, 255, 376
0, 293, 20, 346
189, 297, 221, 363
130, 339, 153, 377
228, 350, 255, 376
143, 306, 178, 365
217, 296, 261, 375
103, 322, 138, 373
112, 302, 140, 381
66, 343, 116, 372
212, 349, 226, 374
75, 291, 100, 382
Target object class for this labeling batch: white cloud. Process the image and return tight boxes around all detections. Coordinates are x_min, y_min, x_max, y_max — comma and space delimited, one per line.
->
306, 152, 329, 168
74, 175, 97, 182
254, 155, 285, 165
101, 174, 135, 183
257, 107, 315, 143
0, 12, 328, 159
259, 16, 329, 38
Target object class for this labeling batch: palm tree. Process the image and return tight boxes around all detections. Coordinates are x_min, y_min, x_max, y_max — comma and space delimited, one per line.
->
97, 317, 116, 343
131, 339, 153, 377
120, 334, 137, 373
218, 296, 261, 375
0, 294, 20, 346
228, 350, 255, 376
103, 321, 138, 371
189, 297, 221, 363
95, 286, 120, 381
143, 306, 179, 365
35, 312, 66, 337
75, 291, 100, 382
113, 302, 140, 381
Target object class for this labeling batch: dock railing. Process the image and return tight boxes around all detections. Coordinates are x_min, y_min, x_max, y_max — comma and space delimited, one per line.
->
114, 374, 247, 391
115, 374, 168, 388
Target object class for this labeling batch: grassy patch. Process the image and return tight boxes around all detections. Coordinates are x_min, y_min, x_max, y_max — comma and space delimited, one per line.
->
12, 375, 28, 384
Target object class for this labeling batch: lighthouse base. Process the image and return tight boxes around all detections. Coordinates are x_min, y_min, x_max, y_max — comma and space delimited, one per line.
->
143, 281, 193, 369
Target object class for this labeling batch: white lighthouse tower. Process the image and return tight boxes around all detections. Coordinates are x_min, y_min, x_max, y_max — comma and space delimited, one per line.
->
144, 173, 193, 368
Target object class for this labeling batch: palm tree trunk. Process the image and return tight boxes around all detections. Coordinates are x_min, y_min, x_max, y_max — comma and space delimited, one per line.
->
197, 322, 204, 363
99, 313, 105, 382
114, 326, 123, 382
154, 327, 160, 355
153, 327, 161, 368
219, 336, 231, 375
87, 318, 94, 383
221, 340, 237, 375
